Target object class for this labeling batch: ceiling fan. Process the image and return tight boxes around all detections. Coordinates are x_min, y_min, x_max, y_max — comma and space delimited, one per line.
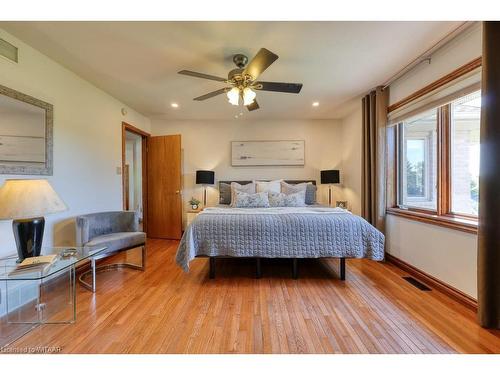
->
178, 48, 303, 111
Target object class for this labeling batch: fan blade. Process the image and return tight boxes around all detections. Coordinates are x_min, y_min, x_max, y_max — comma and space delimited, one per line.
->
246, 100, 260, 111
178, 70, 227, 82
243, 48, 279, 80
194, 88, 230, 101
254, 81, 303, 93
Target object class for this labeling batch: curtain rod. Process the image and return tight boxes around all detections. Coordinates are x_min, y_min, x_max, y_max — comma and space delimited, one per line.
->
382, 21, 478, 90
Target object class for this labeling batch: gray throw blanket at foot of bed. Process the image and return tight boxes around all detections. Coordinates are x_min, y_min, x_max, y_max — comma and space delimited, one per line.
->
176, 206, 385, 272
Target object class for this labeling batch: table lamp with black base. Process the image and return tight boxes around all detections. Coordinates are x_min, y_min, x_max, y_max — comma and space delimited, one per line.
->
195, 170, 215, 207
320, 169, 340, 206
0, 179, 67, 262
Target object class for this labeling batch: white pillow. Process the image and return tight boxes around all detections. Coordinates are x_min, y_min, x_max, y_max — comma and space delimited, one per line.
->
281, 181, 310, 194
254, 179, 282, 194
230, 182, 256, 207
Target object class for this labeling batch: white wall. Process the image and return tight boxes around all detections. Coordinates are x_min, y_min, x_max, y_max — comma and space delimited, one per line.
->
151, 119, 344, 227
0, 28, 151, 257
339, 101, 363, 215
339, 23, 482, 298
389, 23, 482, 104
386, 215, 478, 297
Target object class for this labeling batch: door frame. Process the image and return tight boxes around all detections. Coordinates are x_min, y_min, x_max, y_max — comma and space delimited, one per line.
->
122, 122, 150, 233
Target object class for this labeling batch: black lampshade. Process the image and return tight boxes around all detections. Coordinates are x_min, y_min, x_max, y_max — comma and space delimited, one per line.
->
196, 170, 215, 185
320, 169, 340, 184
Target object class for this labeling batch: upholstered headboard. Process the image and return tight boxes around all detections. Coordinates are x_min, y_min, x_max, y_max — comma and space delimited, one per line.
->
218, 179, 317, 205
219, 179, 316, 186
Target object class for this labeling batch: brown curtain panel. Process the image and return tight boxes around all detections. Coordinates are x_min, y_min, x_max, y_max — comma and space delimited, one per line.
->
362, 86, 389, 232
478, 21, 500, 329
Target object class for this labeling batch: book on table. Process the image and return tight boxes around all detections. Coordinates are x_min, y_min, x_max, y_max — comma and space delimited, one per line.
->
9, 254, 58, 275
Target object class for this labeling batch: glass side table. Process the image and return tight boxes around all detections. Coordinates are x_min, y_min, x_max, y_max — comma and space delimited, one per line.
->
0, 245, 107, 348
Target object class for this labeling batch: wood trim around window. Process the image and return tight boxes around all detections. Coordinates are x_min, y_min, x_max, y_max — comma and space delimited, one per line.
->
437, 105, 451, 216
387, 61, 481, 233
387, 57, 482, 113
386, 207, 478, 234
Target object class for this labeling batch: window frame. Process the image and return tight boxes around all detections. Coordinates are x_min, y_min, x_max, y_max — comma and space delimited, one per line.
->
448, 94, 481, 218
397, 112, 438, 212
387, 96, 479, 234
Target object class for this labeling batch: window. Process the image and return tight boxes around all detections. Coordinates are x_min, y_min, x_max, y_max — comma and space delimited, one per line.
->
399, 109, 438, 211
390, 90, 481, 230
450, 91, 481, 216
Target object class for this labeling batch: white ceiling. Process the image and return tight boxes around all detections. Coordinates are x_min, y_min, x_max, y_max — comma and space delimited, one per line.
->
1, 21, 463, 120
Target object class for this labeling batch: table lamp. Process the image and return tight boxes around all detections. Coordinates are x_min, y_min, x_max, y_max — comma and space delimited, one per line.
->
0, 179, 67, 261
195, 170, 215, 207
320, 170, 340, 206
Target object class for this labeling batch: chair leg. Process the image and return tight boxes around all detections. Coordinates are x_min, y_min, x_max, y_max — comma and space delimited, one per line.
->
78, 244, 147, 292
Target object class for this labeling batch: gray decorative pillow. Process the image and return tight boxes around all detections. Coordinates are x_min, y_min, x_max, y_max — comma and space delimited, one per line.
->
269, 191, 306, 207
230, 182, 256, 207
234, 191, 270, 208
219, 183, 232, 204
305, 184, 317, 205
281, 181, 317, 205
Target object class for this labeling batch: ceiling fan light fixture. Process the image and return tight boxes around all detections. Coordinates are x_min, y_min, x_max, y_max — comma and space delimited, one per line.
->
227, 87, 240, 106
179, 48, 303, 112
243, 87, 256, 106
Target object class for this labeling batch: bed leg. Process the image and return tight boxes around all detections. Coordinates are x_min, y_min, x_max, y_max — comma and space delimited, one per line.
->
340, 258, 346, 280
292, 258, 298, 279
209, 257, 216, 279
256, 258, 262, 279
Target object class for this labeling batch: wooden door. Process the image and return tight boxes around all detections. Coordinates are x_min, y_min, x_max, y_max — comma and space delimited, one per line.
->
147, 134, 182, 239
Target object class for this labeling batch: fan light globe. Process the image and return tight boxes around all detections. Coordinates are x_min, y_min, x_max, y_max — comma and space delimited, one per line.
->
243, 87, 256, 106
227, 87, 240, 106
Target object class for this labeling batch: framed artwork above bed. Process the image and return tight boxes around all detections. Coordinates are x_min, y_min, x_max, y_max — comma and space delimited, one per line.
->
231, 140, 305, 166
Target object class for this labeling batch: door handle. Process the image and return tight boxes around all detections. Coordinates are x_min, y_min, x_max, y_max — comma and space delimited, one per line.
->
175, 190, 180, 194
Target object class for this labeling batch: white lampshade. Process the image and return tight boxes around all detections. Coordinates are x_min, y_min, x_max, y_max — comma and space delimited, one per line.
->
0, 179, 67, 220
243, 87, 256, 106
227, 87, 240, 106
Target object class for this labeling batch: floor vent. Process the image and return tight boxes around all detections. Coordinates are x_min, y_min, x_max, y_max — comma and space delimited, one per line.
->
403, 276, 431, 291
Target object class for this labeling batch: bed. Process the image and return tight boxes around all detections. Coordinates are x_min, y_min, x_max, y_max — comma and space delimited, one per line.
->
175, 180, 385, 279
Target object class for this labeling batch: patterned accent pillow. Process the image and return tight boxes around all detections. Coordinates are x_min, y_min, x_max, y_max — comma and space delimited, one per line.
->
254, 179, 282, 194
234, 191, 270, 208
230, 182, 256, 207
268, 192, 286, 207
305, 184, 317, 205
219, 183, 232, 204
269, 191, 306, 207
281, 181, 316, 205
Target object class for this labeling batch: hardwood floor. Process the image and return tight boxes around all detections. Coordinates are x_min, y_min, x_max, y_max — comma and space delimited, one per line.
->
7, 239, 500, 353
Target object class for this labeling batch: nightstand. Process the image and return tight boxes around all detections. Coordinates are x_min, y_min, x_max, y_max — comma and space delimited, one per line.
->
186, 209, 202, 226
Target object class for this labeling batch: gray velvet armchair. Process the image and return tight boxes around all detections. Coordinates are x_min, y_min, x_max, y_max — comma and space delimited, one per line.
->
76, 211, 146, 292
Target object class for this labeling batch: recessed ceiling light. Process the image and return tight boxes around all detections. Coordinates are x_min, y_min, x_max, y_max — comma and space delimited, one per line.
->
171, 102, 179, 108
312, 102, 319, 107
